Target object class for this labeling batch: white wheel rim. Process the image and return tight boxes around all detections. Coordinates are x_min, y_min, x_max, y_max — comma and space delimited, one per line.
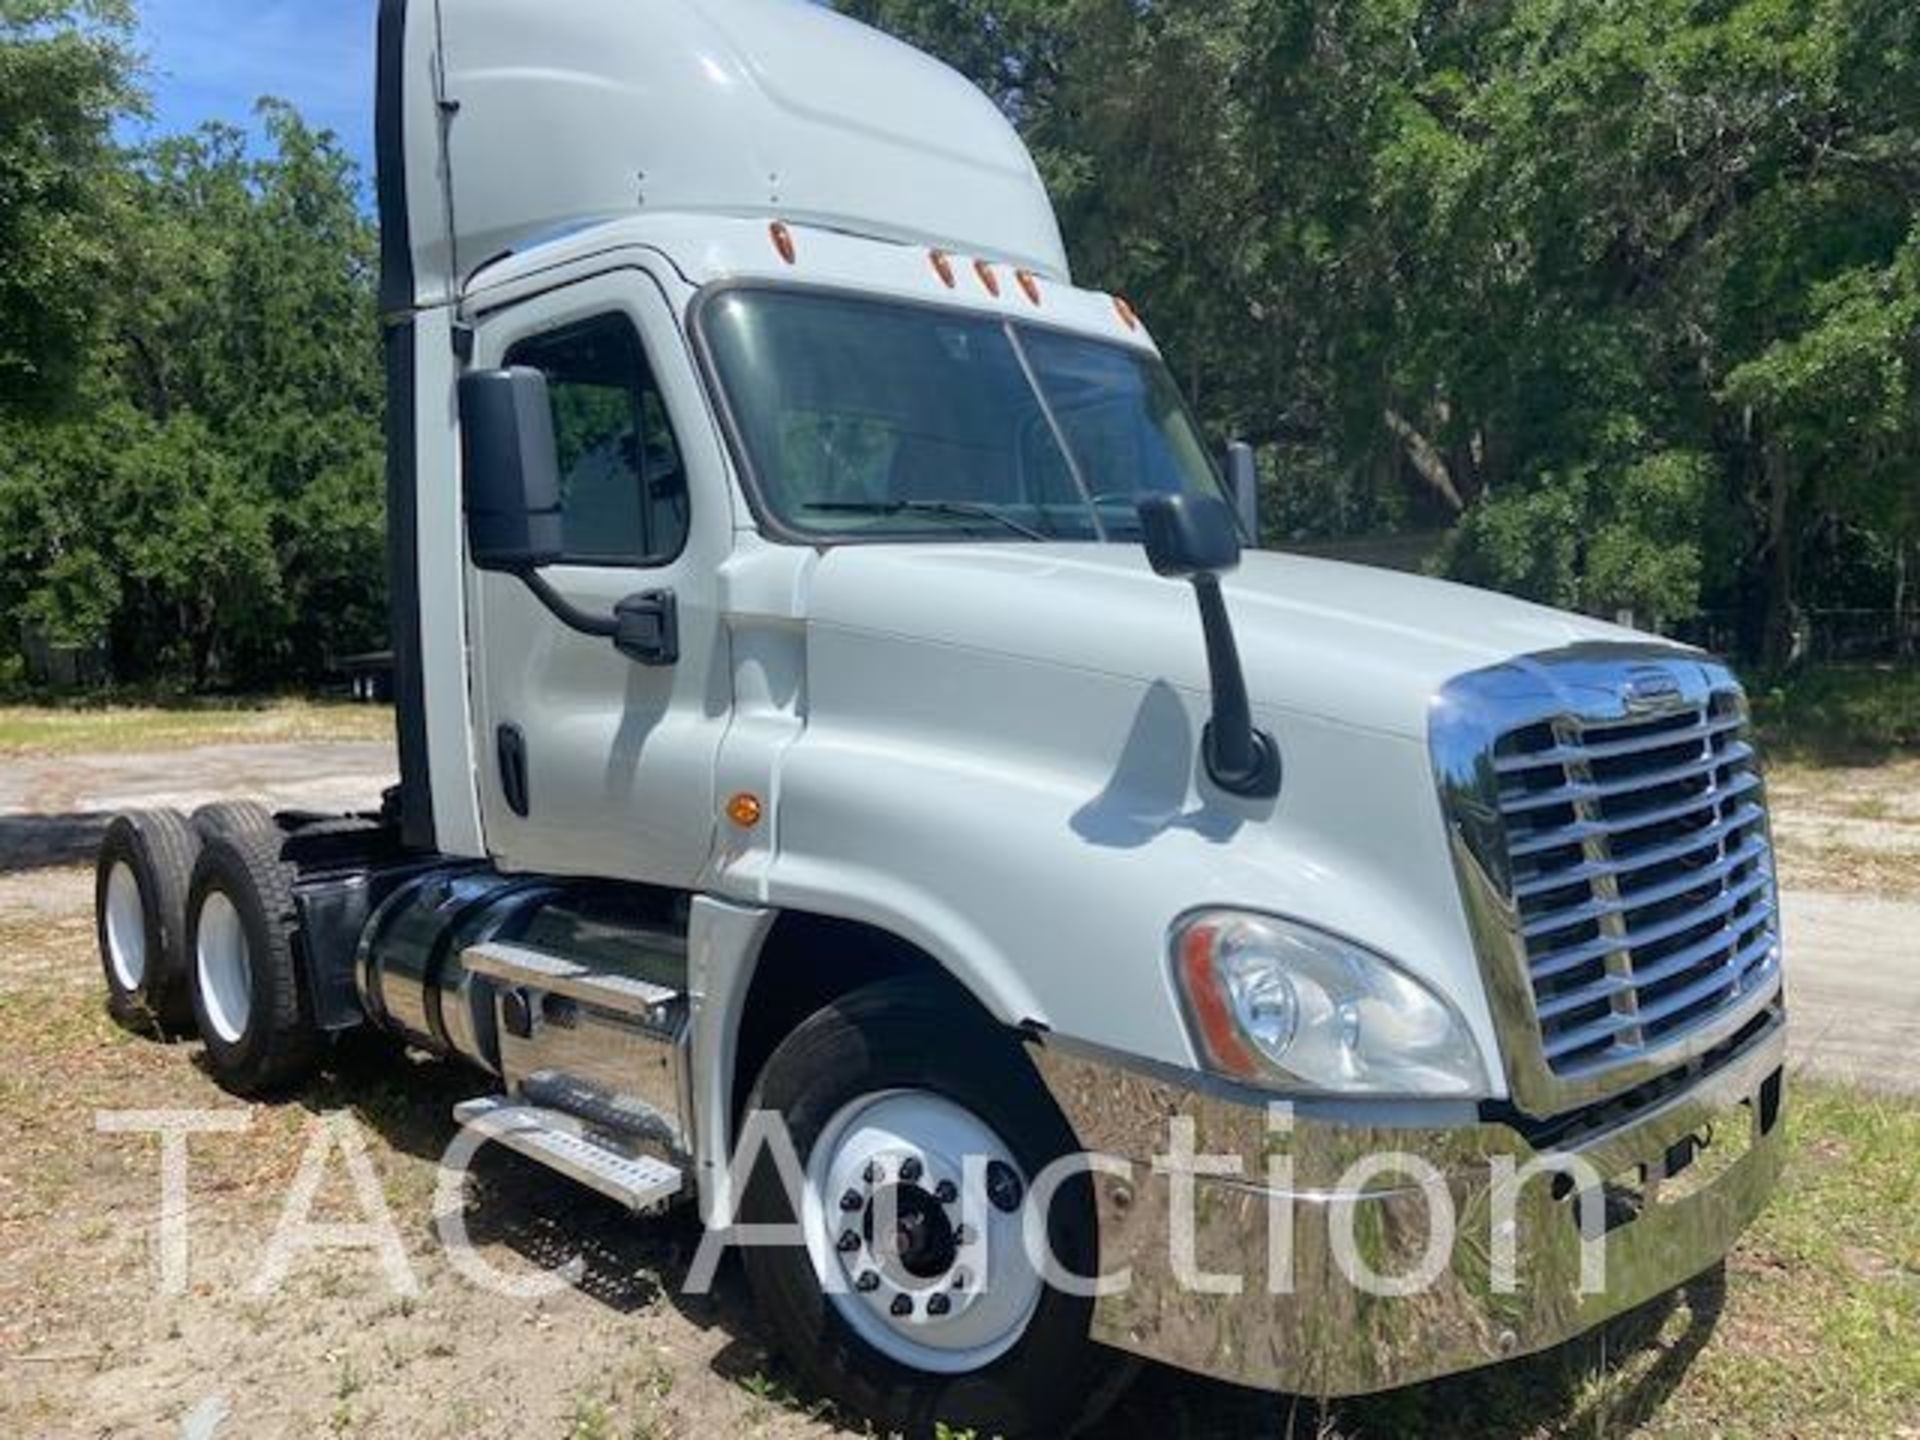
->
195, 891, 252, 1044
807, 1090, 1043, 1375
104, 862, 148, 992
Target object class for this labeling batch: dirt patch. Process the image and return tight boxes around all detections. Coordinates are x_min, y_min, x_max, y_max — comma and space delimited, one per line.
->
0, 742, 396, 873
1767, 760, 1920, 900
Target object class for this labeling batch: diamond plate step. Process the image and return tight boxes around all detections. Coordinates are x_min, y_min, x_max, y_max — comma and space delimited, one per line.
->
462, 940, 683, 1020
454, 1095, 684, 1214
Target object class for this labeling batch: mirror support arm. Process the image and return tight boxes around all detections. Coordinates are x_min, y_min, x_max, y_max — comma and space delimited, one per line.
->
1191, 574, 1282, 798
516, 569, 679, 667
518, 567, 617, 639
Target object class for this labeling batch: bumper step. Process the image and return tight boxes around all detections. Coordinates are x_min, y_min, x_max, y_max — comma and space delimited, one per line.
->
454, 1094, 684, 1214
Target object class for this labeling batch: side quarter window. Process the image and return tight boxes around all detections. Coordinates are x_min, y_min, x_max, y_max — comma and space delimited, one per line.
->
505, 313, 688, 565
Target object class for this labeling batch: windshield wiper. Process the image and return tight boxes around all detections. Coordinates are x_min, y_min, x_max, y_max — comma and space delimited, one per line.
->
803, 500, 1048, 541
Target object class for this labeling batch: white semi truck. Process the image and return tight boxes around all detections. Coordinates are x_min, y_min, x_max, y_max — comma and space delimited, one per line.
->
91, 1, 1788, 1433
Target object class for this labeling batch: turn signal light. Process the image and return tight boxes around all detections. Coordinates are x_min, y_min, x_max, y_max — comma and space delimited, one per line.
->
769, 221, 797, 265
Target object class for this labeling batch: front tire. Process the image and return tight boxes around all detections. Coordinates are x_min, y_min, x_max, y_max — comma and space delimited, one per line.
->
186, 827, 320, 1096
738, 978, 1125, 1438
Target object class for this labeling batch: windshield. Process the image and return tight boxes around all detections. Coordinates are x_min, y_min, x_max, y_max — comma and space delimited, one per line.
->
698, 288, 1228, 543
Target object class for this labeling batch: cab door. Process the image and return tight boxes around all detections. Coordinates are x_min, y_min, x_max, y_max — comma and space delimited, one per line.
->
465, 266, 731, 885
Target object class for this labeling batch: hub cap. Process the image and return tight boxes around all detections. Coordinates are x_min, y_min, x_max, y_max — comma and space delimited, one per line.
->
808, 1090, 1042, 1374
104, 862, 147, 992
195, 891, 252, 1043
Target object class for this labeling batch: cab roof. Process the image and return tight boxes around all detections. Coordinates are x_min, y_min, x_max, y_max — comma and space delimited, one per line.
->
380, 0, 1071, 315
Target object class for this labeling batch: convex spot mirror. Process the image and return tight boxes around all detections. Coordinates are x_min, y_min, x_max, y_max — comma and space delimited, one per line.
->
459, 366, 565, 573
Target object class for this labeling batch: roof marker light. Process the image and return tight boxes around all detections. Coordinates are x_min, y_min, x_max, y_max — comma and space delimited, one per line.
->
1015, 269, 1043, 305
1114, 295, 1140, 330
769, 221, 796, 265
929, 249, 957, 288
974, 259, 1001, 297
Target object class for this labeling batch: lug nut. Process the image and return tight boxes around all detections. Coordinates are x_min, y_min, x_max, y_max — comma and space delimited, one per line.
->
927, 1293, 952, 1318
952, 1270, 970, 1290
987, 1160, 1024, 1213
840, 1189, 865, 1213
855, 1271, 880, 1294
863, 1161, 885, 1186
934, 1179, 958, 1204
890, 1294, 915, 1318
837, 1230, 861, 1254
899, 1157, 924, 1184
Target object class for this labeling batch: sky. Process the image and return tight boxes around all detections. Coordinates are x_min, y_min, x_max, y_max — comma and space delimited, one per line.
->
123, 0, 379, 182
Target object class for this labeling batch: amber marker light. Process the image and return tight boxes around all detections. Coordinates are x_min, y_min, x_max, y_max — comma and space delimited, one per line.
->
1177, 921, 1258, 1077
1114, 295, 1140, 330
929, 249, 957, 288
727, 792, 765, 829
974, 259, 1001, 296
769, 220, 797, 265
1015, 268, 1043, 305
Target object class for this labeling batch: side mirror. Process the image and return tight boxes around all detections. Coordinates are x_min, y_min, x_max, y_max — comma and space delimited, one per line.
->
459, 367, 564, 573
1138, 491, 1242, 579
1137, 493, 1281, 801
1224, 441, 1259, 543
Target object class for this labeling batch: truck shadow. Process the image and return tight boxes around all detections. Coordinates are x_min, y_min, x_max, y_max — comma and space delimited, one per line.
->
0, 811, 116, 872
309, 1039, 1724, 1439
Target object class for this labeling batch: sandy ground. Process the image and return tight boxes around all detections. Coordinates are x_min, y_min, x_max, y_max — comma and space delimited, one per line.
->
0, 741, 1914, 1437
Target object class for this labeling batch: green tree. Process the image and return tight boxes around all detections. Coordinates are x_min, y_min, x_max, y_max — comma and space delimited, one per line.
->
0, 0, 135, 415
0, 100, 386, 687
845, 0, 1920, 659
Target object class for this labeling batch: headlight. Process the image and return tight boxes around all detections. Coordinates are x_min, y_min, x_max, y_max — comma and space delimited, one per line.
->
1172, 911, 1488, 1096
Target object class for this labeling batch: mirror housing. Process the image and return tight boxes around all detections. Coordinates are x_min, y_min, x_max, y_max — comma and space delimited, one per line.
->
1138, 491, 1243, 579
1224, 441, 1259, 543
1136, 493, 1281, 801
459, 366, 565, 572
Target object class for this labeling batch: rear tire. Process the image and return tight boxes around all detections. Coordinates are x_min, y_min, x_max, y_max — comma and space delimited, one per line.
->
186, 826, 321, 1096
190, 800, 276, 839
94, 811, 200, 1033
738, 978, 1127, 1439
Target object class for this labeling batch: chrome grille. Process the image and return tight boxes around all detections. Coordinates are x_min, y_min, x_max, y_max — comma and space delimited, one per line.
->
1491, 691, 1780, 1078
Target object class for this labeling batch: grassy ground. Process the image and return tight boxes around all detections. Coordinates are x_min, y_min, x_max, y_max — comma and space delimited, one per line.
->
0, 698, 394, 756
1, 879, 1914, 1439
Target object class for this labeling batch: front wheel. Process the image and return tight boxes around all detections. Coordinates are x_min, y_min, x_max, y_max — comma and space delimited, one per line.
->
738, 979, 1128, 1438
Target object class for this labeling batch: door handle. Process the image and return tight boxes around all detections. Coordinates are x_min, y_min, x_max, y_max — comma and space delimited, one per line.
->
613, 589, 679, 667
496, 723, 531, 817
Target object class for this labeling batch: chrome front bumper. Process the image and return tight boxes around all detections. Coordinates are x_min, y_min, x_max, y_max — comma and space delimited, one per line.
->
1030, 1011, 1786, 1397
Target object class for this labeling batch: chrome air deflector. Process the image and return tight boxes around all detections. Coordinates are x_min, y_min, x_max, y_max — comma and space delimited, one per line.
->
1431, 644, 1784, 1116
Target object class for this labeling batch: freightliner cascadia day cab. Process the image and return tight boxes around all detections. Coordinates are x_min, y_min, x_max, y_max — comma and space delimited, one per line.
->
90, 1, 1788, 1433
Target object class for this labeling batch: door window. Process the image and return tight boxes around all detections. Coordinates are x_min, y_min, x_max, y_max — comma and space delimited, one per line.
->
505, 314, 688, 565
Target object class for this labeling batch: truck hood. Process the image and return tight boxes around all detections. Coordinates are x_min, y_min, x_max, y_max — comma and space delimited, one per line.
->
805, 543, 1653, 739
